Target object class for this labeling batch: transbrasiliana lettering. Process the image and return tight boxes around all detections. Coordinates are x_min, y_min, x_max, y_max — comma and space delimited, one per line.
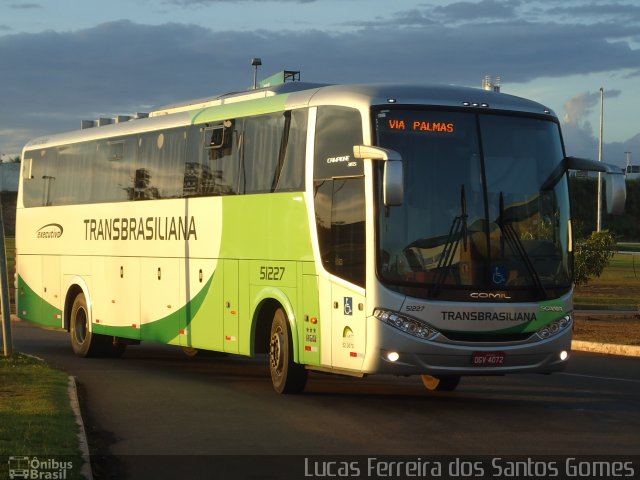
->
441, 311, 536, 322
83, 216, 197, 241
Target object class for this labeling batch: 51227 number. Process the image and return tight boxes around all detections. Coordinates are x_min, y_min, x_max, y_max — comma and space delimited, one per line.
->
259, 266, 285, 281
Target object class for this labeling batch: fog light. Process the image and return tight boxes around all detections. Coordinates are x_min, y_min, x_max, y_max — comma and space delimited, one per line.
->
560, 350, 569, 361
387, 351, 400, 362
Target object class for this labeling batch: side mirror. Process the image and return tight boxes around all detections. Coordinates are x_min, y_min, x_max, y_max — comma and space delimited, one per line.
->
605, 171, 626, 215
353, 145, 403, 206
383, 161, 404, 206
541, 156, 626, 214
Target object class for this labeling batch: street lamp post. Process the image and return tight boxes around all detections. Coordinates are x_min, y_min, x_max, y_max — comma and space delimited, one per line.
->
596, 87, 604, 233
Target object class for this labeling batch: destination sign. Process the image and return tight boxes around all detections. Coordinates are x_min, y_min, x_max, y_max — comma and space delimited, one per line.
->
386, 119, 455, 133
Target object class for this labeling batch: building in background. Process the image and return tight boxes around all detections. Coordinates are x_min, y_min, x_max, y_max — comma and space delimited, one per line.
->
0, 162, 19, 236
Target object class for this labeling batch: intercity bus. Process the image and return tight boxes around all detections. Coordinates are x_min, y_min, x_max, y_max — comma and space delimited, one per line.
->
16, 79, 626, 393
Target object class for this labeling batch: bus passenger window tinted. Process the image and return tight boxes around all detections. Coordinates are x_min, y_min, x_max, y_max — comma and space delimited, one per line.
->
23, 150, 54, 207
208, 121, 241, 195
241, 113, 285, 194
137, 128, 186, 200
185, 126, 213, 196
52, 142, 95, 205
22, 108, 310, 206
276, 109, 308, 192
314, 106, 363, 179
93, 136, 136, 202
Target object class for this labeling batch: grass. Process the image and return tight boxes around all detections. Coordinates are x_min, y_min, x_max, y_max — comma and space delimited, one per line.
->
573, 249, 640, 345
574, 252, 640, 309
0, 353, 85, 480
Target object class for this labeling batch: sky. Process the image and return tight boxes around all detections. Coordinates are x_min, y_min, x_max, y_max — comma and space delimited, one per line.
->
1, 0, 639, 167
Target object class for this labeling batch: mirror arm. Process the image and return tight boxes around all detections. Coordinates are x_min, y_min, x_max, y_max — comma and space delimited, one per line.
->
541, 156, 623, 191
353, 145, 401, 162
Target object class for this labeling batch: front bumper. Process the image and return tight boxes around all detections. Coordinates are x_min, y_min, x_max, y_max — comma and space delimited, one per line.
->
362, 317, 572, 376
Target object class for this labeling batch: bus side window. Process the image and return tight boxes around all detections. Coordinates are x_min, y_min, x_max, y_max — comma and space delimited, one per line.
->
185, 125, 209, 197
136, 128, 186, 200
207, 120, 240, 196
275, 109, 308, 192
241, 112, 285, 194
54, 142, 94, 205
184, 120, 240, 197
22, 153, 44, 207
93, 136, 136, 202
31, 148, 57, 207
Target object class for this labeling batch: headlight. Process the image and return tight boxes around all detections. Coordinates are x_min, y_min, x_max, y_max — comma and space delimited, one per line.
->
536, 315, 572, 340
374, 309, 439, 340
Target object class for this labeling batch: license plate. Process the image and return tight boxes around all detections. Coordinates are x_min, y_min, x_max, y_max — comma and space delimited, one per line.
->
471, 351, 506, 366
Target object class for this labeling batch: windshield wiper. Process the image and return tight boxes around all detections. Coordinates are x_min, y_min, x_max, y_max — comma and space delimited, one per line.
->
498, 192, 547, 299
430, 185, 468, 297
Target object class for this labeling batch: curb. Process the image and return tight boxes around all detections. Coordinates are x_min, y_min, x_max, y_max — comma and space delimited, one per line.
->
571, 340, 640, 358
68, 376, 94, 480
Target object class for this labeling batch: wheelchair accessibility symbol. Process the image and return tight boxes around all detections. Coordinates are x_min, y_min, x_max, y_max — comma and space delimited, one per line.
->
344, 297, 353, 316
492, 266, 508, 286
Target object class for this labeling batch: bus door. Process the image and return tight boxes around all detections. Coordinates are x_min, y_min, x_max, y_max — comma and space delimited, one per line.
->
331, 283, 366, 371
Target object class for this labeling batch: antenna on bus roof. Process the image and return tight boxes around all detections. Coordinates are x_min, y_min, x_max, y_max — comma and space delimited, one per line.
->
251, 58, 262, 90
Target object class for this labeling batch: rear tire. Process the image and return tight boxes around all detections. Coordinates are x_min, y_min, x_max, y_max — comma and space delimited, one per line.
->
421, 375, 460, 391
269, 308, 307, 394
69, 292, 108, 357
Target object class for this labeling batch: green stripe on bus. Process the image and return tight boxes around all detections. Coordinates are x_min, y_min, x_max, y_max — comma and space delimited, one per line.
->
17, 274, 62, 328
190, 95, 288, 125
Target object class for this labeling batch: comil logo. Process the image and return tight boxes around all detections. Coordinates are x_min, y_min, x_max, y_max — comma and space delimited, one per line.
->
470, 292, 512, 300
36, 223, 63, 239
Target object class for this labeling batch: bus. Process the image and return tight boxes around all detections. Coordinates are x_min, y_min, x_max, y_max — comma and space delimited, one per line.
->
16, 79, 626, 393
625, 164, 640, 180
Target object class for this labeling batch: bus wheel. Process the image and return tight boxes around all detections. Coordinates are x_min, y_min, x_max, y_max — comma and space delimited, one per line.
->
269, 308, 307, 394
421, 375, 460, 392
69, 292, 106, 358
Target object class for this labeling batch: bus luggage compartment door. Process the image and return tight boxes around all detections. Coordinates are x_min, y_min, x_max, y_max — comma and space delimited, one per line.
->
223, 259, 239, 353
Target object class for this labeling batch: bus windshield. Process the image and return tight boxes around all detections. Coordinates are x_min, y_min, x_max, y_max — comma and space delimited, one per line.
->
375, 109, 571, 301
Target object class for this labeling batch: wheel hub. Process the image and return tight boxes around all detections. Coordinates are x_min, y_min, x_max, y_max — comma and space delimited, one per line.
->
269, 328, 284, 374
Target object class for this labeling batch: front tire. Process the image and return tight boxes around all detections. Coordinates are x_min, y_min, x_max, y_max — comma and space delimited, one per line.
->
69, 292, 108, 357
269, 308, 307, 394
421, 375, 461, 391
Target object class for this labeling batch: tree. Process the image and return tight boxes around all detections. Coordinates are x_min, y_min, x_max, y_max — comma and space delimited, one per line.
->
573, 230, 616, 287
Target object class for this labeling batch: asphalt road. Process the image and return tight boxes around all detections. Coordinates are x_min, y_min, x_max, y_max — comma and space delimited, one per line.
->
11, 319, 640, 479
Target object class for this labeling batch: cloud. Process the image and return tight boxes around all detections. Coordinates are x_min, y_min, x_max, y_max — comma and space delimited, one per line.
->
430, 0, 520, 22
563, 89, 621, 125
168, 0, 317, 4
1, 3, 640, 155
9, 3, 43, 9
546, 2, 640, 22
561, 89, 631, 162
